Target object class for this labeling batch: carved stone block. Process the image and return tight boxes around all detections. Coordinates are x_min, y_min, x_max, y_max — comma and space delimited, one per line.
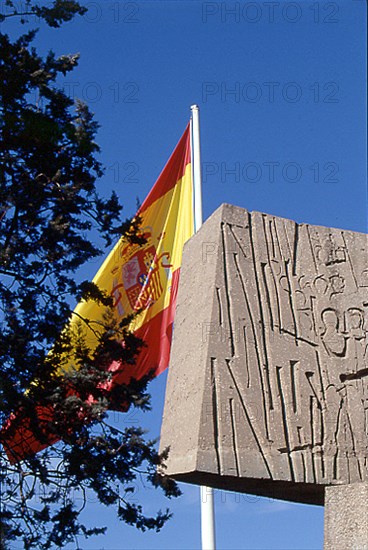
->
160, 204, 368, 505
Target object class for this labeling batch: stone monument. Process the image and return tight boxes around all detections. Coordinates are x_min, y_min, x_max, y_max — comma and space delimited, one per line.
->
160, 204, 368, 549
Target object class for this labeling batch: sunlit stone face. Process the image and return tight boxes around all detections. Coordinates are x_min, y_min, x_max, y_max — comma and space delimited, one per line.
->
160, 204, 368, 505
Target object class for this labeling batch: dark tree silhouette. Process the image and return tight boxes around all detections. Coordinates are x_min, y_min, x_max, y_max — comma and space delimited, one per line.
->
0, 3, 179, 548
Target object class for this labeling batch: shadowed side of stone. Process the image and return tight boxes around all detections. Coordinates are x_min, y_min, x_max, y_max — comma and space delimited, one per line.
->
160, 204, 368, 505
159, 205, 228, 477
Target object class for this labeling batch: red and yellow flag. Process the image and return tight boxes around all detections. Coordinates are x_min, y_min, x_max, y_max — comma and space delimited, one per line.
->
2, 124, 194, 461
72, 122, 193, 383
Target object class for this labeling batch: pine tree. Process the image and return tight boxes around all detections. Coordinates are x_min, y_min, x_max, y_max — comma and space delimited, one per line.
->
0, 3, 179, 548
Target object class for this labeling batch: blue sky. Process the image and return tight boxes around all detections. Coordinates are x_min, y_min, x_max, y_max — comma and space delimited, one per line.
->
3, 1, 367, 548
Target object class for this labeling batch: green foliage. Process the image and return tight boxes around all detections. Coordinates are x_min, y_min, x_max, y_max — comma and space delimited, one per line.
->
0, 3, 180, 548
0, 1, 87, 27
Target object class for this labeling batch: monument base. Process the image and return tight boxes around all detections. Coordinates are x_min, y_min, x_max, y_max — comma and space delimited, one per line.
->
324, 482, 368, 550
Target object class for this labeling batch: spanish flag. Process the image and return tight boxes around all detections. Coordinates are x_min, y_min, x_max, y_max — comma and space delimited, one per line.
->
72, 122, 193, 383
2, 124, 194, 461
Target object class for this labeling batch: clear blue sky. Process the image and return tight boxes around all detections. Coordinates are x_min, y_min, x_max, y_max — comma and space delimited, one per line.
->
4, 1, 367, 548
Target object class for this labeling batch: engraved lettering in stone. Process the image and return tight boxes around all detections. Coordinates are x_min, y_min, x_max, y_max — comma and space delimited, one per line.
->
359, 268, 368, 287
161, 205, 368, 505
321, 234, 347, 266
320, 309, 347, 358
313, 275, 329, 296
345, 308, 367, 371
329, 274, 345, 298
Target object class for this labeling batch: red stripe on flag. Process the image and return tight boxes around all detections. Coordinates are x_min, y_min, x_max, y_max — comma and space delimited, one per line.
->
106, 267, 181, 387
138, 124, 191, 214
1, 407, 59, 464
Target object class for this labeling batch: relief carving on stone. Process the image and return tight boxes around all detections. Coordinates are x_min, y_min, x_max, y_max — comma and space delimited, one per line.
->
160, 205, 368, 504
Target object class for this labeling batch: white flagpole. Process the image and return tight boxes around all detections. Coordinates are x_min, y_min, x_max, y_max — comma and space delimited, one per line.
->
190, 104, 216, 550
191, 105, 203, 231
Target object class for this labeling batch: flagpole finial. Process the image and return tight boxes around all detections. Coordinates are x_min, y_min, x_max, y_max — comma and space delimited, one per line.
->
191, 104, 199, 111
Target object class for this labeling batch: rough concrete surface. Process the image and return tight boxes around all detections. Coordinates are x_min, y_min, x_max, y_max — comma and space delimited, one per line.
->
160, 204, 368, 505
324, 482, 368, 549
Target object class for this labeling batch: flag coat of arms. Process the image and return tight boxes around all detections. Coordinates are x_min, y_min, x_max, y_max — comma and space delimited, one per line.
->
2, 123, 194, 460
